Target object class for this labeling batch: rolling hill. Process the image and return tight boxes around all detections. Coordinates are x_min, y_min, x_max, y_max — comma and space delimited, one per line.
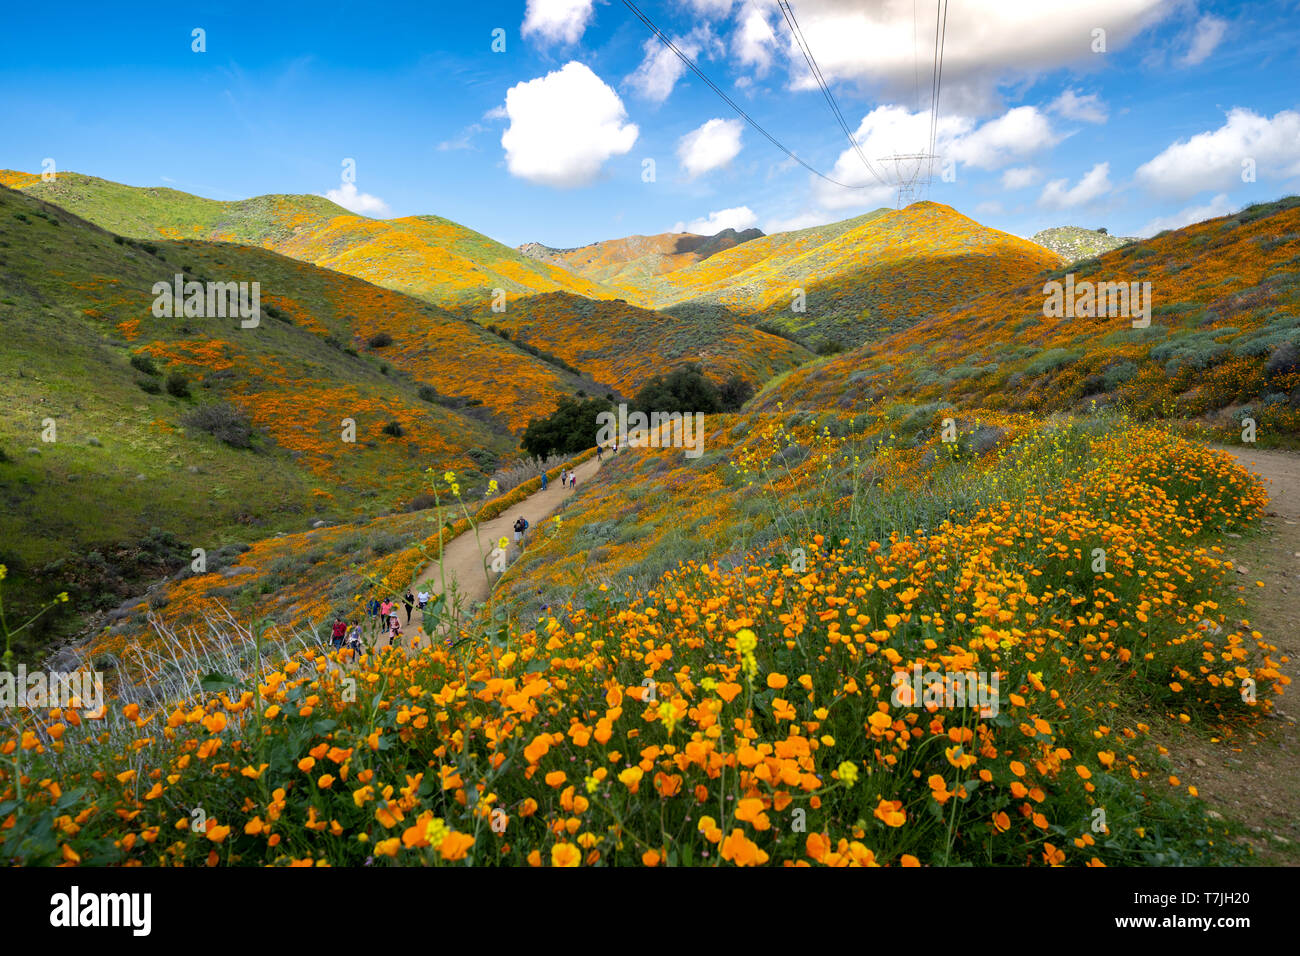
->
612, 203, 1065, 350
9, 171, 617, 314
517, 226, 763, 288
764, 196, 1300, 433
1030, 225, 1136, 263
487, 292, 812, 397
11, 171, 811, 399
0, 182, 597, 656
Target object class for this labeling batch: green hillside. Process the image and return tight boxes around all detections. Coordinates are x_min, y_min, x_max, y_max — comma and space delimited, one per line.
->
11, 171, 619, 314
621, 203, 1065, 351
0, 184, 590, 658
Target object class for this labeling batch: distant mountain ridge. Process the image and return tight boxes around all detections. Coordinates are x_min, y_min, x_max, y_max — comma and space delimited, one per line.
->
517, 227, 765, 287
5, 171, 618, 314
7, 170, 805, 403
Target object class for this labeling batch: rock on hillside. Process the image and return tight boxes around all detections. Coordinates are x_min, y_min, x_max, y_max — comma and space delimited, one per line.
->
1030, 226, 1135, 263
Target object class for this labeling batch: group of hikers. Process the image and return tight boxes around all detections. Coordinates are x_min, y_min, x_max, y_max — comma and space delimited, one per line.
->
328, 455, 608, 658
329, 588, 432, 655
540, 465, 583, 493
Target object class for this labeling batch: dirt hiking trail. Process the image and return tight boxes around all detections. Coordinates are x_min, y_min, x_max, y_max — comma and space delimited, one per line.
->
376, 454, 604, 649
1172, 446, 1300, 863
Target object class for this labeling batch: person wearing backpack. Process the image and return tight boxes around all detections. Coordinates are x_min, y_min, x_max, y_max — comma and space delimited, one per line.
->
331, 618, 346, 648
403, 590, 415, 624
513, 516, 526, 545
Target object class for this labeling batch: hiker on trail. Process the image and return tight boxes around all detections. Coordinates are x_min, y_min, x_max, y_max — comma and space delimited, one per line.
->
389, 614, 402, 644
570, 471, 577, 489
541, 472, 548, 491
346, 622, 362, 658
596, 445, 603, 461
331, 618, 347, 648
403, 590, 415, 624
417, 588, 430, 611
514, 515, 527, 544
380, 598, 394, 620
366, 597, 380, 619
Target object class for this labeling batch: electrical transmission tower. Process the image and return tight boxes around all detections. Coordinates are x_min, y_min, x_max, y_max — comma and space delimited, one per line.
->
876, 151, 937, 207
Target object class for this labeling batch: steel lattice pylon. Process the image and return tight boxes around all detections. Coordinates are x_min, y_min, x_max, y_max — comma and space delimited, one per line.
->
877, 152, 938, 207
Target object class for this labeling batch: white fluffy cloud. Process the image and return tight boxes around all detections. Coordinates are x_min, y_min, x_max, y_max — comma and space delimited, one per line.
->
766, 0, 1167, 111
808, 104, 1058, 211
1135, 108, 1300, 200
501, 62, 639, 188
763, 210, 834, 233
1050, 89, 1108, 124
685, 0, 734, 15
1136, 193, 1233, 237
626, 26, 720, 102
1038, 162, 1112, 208
678, 118, 744, 178
1001, 166, 1040, 190
521, 0, 596, 45
673, 205, 758, 234
733, 2, 779, 75
1180, 14, 1227, 66
946, 106, 1062, 169
323, 181, 390, 215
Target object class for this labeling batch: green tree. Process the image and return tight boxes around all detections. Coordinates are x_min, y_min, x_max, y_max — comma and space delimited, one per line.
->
631, 364, 721, 414
520, 395, 614, 459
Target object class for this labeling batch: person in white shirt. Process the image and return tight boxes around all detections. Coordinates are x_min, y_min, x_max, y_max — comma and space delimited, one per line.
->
417, 589, 430, 610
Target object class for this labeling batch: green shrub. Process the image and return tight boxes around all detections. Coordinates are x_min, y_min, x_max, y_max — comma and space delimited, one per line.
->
129, 353, 159, 376
1023, 348, 1081, 377
164, 372, 190, 398
181, 402, 254, 449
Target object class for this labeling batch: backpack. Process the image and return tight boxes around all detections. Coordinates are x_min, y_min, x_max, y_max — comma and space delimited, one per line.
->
522, 518, 529, 531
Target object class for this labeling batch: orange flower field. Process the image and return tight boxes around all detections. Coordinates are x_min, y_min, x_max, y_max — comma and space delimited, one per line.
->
2, 417, 1286, 866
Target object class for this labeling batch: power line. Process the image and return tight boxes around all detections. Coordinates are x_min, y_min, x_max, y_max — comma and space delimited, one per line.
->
620, 0, 876, 190
777, 1, 889, 189
927, 0, 949, 191
913, 0, 920, 116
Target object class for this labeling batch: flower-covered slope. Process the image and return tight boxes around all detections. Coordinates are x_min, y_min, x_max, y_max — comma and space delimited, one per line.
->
490, 292, 812, 397
3, 413, 1284, 868
10, 171, 619, 315
623, 203, 1064, 351
517, 226, 764, 288
0, 183, 569, 653
764, 196, 1300, 440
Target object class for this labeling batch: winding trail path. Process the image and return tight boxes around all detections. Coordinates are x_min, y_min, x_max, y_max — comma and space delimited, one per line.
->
1178, 445, 1300, 861
379, 454, 604, 649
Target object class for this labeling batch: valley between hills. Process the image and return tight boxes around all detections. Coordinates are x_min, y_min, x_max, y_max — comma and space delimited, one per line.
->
2, 169, 1298, 867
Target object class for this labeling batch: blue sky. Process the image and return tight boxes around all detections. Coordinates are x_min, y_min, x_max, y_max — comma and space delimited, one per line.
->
1, 0, 1297, 248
